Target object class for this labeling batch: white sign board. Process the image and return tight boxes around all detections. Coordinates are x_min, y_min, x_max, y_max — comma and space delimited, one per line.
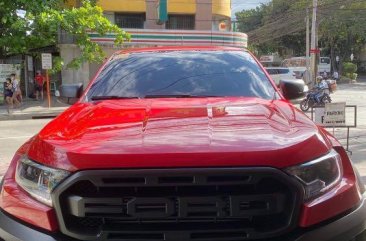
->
314, 107, 325, 125
0, 64, 21, 83
41, 53, 52, 70
260, 55, 274, 62
314, 103, 346, 127
324, 102, 346, 126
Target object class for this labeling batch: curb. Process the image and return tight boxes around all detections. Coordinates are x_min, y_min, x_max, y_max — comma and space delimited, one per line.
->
0, 110, 66, 121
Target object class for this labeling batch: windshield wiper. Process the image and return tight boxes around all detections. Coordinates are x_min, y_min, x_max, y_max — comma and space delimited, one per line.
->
91, 96, 139, 101
144, 94, 220, 98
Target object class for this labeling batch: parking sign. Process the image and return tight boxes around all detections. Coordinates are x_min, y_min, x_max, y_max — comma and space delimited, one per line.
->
324, 102, 346, 126
41, 53, 52, 70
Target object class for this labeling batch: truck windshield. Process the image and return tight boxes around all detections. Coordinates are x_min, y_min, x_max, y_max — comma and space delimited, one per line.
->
86, 51, 275, 100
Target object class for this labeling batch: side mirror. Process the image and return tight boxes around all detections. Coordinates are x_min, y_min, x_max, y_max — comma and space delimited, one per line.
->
279, 79, 307, 100
57, 83, 83, 105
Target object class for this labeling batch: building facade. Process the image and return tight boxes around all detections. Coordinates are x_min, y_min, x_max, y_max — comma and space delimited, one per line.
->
98, 0, 231, 31
60, 0, 248, 87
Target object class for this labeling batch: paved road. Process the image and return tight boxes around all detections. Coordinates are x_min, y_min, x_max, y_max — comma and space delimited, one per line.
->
0, 119, 51, 174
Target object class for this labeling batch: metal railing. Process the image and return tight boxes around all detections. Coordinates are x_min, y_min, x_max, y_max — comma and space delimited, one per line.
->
166, 15, 195, 30
115, 13, 145, 29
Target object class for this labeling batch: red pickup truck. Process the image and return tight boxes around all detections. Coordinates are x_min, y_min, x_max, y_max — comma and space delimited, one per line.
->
0, 46, 365, 241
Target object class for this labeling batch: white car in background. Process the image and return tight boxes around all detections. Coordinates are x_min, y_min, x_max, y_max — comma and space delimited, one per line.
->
266, 67, 309, 102
265, 67, 297, 86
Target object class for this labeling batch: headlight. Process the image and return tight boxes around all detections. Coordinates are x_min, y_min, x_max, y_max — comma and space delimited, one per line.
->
15, 157, 70, 206
285, 149, 343, 200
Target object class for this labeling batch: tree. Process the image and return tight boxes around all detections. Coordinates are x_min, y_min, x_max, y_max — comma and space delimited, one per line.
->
235, 0, 307, 57
0, 0, 130, 70
318, 1, 366, 73
235, 0, 366, 69
235, 6, 264, 33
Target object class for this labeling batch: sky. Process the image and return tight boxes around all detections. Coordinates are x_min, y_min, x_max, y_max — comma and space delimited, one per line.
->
231, 0, 271, 18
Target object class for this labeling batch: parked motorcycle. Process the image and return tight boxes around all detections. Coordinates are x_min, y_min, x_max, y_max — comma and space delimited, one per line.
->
300, 88, 332, 111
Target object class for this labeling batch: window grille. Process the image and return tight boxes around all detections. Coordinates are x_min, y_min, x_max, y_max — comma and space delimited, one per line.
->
115, 13, 145, 29
166, 15, 195, 30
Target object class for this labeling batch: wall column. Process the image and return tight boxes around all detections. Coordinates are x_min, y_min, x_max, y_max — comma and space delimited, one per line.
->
195, 0, 212, 30
59, 44, 90, 88
145, 0, 165, 29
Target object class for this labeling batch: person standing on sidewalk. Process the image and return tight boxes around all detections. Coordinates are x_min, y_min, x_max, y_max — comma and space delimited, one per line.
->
4, 78, 14, 114
34, 70, 45, 101
10, 73, 22, 107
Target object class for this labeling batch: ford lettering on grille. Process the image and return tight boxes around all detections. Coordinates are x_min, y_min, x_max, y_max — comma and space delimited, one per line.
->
68, 195, 284, 219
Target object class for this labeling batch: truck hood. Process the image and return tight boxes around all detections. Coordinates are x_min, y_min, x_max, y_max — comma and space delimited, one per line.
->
28, 98, 332, 172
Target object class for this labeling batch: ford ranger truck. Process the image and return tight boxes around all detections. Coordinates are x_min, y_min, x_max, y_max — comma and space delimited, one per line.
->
0, 46, 365, 241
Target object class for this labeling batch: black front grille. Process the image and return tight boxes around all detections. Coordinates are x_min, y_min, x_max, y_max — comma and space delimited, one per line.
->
52, 168, 303, 241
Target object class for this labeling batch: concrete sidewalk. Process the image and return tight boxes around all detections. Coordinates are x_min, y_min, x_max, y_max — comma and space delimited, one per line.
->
0, 97, 69, 121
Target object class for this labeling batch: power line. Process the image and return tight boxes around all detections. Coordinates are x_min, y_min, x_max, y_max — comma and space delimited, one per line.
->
236, 0, 366, 44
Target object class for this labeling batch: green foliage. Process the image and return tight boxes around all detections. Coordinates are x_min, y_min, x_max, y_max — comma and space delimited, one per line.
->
235, 0, 307, 56
235, 6, 264, 33
319, 1, 366, 68
235, 0, 366, 65
343, 62, 358, 74
50, 56, 64, 75
38, 0, 130, 69
0, 0, 129, 71
352, 73, 358, 80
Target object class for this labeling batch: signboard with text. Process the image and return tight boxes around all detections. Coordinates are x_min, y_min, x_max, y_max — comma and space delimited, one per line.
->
260, 55, 274, 62
324, 102, 346, 126
41, 53, 52, 70
314, 103, 346, 127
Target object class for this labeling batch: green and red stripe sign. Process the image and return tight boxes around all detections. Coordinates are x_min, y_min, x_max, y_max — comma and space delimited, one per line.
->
89, 29, 248, 48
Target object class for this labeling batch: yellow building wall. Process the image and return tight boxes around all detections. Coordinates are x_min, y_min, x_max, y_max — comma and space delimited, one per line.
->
64, 0, 77, 8
212, 0, 231, 17
97, 0, 146, 12
66, 0, 231, 17
168, 0, 196, 14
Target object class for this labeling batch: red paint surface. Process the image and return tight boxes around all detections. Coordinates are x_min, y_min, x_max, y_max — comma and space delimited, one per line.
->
300, 146, 362, 227
0, 47, 363, 232
27, 98, 331, 172
0, 144, 59, 232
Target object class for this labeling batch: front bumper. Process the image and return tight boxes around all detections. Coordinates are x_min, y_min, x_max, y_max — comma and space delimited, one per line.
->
0, 195, 366, 241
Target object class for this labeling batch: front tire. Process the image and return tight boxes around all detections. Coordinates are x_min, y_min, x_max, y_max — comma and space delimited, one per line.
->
300, 99, 310, 111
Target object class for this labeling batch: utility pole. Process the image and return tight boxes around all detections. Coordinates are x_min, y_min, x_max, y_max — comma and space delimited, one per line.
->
310, 0, 318, 86
306, 8, 311, 86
